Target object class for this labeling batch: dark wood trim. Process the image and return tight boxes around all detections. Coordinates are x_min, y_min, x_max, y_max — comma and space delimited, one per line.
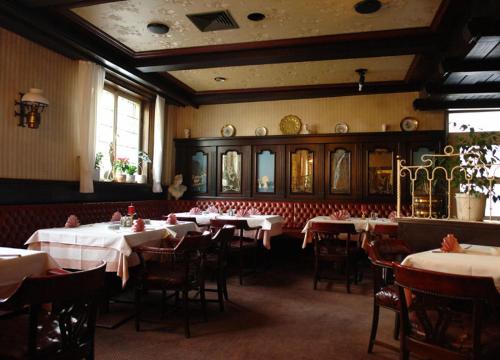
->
18, 0, 124, 8
105, 72, 156, 101
193, 82, 420, 105
414, 98, 500, 110
426, 83, 500, 95
441, 58, 500, 74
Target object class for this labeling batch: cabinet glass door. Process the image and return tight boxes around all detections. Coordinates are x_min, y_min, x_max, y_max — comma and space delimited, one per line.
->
256, 150, 276, 193
191, 151, 208, 194
221, 150, 242, 193
291, 149, 314, 193
368, 148, 394, 195
330, 148, 351, 194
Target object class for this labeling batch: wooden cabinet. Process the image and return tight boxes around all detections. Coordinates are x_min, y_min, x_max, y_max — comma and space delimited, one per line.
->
174, 131, 444, 201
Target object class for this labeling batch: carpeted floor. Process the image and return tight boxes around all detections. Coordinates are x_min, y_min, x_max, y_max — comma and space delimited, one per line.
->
95, 254, 401, 360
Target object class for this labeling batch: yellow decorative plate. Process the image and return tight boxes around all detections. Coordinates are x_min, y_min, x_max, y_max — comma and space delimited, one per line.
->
279, 115, 302, 135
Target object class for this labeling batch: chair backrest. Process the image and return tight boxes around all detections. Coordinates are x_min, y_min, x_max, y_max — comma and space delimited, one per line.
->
176, 216, 198, 223
310, 222, 356, 235
2, 262, 106, 358
310, 222, 357, 254
393, 263, 499, 359
372, 224, 398, 238
175, 231, 212, 253
210, 225, 236, 265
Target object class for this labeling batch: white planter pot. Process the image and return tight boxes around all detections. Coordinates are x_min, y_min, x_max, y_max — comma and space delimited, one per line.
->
455, 193, 486, 221
115, 173, 126, 183
135, 174, 147, 184
126, 174, 135, 183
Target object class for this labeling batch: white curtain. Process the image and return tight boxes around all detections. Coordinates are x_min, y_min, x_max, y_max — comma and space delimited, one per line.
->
152, 95, 165, 193
76, 61, 105, 193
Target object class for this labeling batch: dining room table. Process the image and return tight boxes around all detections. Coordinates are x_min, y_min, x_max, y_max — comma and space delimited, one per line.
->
301, 216, 398, 249
174, 212, 283, 249
401, 244, 500, 291
25, 220, 199, 287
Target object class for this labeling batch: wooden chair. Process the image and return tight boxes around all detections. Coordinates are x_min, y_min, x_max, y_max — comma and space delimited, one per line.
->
203, 225, 235, 311
134, 232, 212, 338
0, 262, 106, 360
176, 216, 209, 231
310, 222, 363, 292
394, 263, 500, 360
209, 219, 261, 285
371, 224, 398, 240
366, 238, 411, 354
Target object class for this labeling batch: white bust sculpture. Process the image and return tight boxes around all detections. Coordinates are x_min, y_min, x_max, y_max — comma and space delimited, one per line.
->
168, 174, 187, 200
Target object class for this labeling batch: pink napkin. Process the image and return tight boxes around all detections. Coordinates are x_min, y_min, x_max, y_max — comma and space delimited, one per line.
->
388, 211, 397, 222
189, 207, 202, 215
166, 213, 177, 225
441, 234, 463, 253
132, 218, 145, 232
65, 214, 80, 228
330, 210, 350, 221
247, 208, 261, 216
236, 209, 249, 217
207, 205, 219, 214
111, 211, 122, 222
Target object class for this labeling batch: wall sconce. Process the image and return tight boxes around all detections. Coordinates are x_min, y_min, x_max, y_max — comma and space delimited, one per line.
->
14, 88, 49, 129
355, 68, 367, 92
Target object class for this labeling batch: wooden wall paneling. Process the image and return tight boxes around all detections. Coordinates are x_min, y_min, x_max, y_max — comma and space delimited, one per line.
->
252, 144, 285, 198
285, 143, 324, 199
325, 143, 359, 200
217, 145, 251, 198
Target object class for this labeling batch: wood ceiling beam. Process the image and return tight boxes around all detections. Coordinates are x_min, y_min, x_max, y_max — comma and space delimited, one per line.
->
426, 83, 500, 95
441, 58, 500, 73
192, 82, 419, 106
17, 0, 124, 8
135, 31, 439, 72
414, 98, 500, 110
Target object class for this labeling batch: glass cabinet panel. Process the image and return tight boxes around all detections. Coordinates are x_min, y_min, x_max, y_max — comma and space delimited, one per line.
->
291, 149, 314, 193
191, 151, 208, 193
221, 151, 241, 193
256, 150, 275, 193
330, 148, 351, 194
412, 146, 434, 166
368, 148, 393, 195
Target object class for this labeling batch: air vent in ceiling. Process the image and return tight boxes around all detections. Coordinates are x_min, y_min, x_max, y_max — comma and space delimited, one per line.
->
186, 10, 239, 32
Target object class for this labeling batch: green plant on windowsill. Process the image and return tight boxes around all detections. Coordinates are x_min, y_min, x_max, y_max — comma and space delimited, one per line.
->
114, 157, 129, 182
94, 152, 103, 170
126, 164, 137, 176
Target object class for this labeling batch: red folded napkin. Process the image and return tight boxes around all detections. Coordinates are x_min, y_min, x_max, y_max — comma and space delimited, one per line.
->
388, 211, 397, 222
166, 213, 177, 225
207, 205, 219, 214
236, 209, 249, 217
65, 214, 80, 228
111, 211, 122, 222
133, 218, 145, 232
330, 210, 350, 220
189, 207, 202, 215
248, 208, 261, 216
441, 234, 463, 253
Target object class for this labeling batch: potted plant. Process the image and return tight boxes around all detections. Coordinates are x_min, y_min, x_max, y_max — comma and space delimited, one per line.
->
450, 125, 499, 221
125, 164, 137, 183
93, 152, 103, 181
135, 151, 151, 184
114, 157, 129, 183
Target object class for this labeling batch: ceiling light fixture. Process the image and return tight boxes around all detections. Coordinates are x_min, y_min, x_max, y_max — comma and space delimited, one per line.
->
247, 12, 265, 21
354, 0, 382, 14
355, 69, 367, 92
147, 22, 170, 34
214, 77, 227, 82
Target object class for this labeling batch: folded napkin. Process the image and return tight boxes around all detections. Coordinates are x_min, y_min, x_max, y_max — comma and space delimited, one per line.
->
388, 211, 397, 222
207, 205, 219, 214
189, 207, 202, 215
132, 218, 145, 232
248, 208, 261, 216
441, 234, 463, 253
166, 213, 177, 225
236, 209, 249, 217
111, 211, 122, 222
330, 210, 350, 220
65, 214, 80, 228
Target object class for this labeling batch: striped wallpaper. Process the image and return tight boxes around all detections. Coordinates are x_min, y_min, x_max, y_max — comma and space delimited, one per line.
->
0, 28, 79, 181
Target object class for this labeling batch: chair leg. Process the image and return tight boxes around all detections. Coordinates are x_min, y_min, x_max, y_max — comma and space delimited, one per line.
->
367, 303, 380, 353
135, 288, 141, 332
222, 268, 229, 300
394, 312, 400, 340
345, 262, 351, 294
239, 250, 244, 286
200, 281, 207, 322
161, 289, 167, 318
183, 289, 190, 338
313, 258, 319, 290
217, 275, 225, 312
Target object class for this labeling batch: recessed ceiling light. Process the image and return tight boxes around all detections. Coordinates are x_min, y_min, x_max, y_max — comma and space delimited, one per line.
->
247, 12, 265, 21
147, 22, 169, 34
354, 0, 382, 14
214, 77, 227, 82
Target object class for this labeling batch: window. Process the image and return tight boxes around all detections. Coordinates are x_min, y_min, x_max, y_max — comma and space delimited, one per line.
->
448, 110, 500, 218
96, 87, 143, 181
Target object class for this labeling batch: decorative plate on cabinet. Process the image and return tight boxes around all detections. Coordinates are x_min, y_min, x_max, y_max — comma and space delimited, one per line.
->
400, 117, 419, 132
255, 126, 268, 136
279, 115, 302, 135
221, 124, 236, 137
335, 122, 349, 133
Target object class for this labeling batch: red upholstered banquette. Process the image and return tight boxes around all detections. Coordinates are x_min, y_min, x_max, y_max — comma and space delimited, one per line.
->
0, 199, 407, 249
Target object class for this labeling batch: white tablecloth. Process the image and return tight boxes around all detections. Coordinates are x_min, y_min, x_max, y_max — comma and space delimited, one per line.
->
175, 212, 283, 249
0, 247, 60, 299
402, 244, 500, 291
301, 216, 397, 249
25, 220, 198, 286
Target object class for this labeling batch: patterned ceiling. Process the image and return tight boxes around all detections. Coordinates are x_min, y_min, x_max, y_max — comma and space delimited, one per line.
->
72, 0, 443, 52
168, 55, 415, 91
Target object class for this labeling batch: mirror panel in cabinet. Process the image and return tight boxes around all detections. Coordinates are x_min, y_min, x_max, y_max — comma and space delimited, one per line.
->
368, 148, 394, 195
256, 150, 276, 193
191, 151, 208, 194
221, 150, 242, 193
330, 148, 351, 194
291, 149, 314, 193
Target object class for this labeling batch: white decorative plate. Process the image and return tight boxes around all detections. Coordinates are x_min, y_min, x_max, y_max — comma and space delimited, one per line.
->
335, 122, 349, 133
255, 126, 268, 136
400, 117, 419, 132
221, 124, 236, 137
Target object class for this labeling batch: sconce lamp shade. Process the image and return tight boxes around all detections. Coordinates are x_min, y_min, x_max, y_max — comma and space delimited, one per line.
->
21, 88, 49, 106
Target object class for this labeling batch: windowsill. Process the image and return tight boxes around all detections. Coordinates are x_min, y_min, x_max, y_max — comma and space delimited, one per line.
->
93, 180, 152, 187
